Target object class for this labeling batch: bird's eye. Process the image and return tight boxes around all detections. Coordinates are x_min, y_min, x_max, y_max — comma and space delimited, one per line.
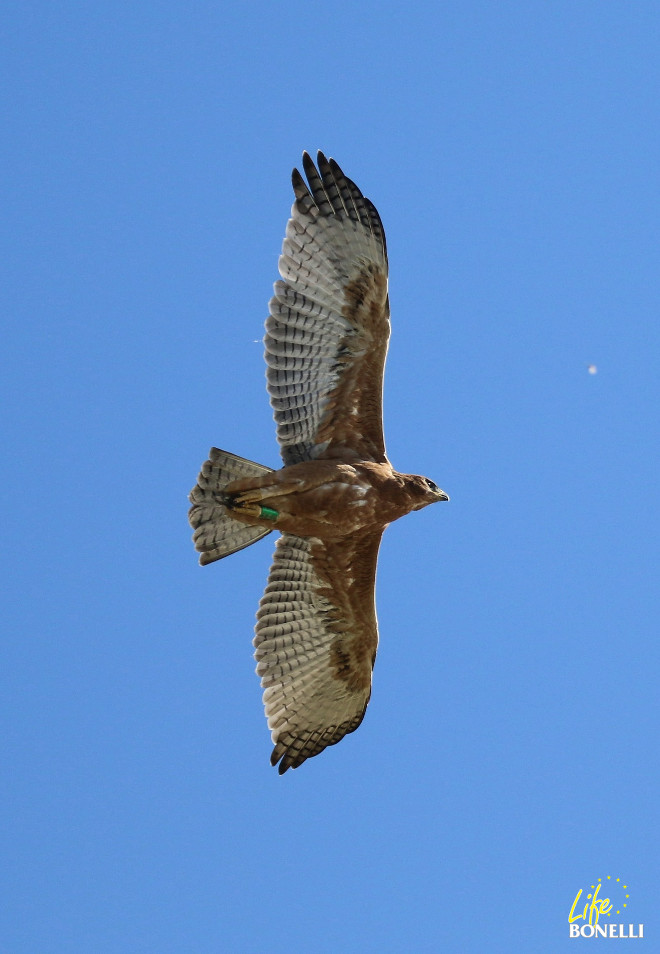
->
425, 478, 438, 492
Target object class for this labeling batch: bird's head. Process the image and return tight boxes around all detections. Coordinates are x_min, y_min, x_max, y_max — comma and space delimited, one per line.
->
405, 474, 450, 511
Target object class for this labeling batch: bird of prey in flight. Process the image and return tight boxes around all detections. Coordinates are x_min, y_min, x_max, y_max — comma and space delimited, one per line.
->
189, 152, 449, 773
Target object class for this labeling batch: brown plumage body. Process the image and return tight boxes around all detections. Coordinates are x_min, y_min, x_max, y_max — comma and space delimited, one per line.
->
225, 460, 444, 540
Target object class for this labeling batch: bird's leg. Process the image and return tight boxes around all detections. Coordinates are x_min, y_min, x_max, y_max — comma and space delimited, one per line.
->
231, 487, 275, 505
224, 472, 310, 522
224, 483, 289, 522
227, 500, 265, 519
229, 476, 305, 508
221, 492, 276, 521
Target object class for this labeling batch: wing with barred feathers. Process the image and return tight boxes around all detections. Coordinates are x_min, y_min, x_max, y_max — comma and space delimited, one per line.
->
254, 530, 382, 773
264, 151, 390, 466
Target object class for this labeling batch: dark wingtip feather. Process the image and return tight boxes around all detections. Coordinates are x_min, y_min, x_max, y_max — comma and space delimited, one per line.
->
270, 746, 292, 774
302, 150, 318, 180
291, 166, 308, 201
293, 152, 387, 261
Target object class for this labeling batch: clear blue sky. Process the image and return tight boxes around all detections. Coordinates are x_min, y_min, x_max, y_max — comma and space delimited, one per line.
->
2, 2, 658, 951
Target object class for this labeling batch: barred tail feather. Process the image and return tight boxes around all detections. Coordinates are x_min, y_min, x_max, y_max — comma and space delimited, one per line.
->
189, 448, 274, 564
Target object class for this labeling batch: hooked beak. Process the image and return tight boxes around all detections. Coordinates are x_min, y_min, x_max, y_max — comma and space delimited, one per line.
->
437, 489, 450, 502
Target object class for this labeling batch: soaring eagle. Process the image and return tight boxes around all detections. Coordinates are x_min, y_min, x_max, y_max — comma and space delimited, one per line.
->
189, 152, 449, 773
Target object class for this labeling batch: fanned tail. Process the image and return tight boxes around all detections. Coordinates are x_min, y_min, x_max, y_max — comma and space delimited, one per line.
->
189, 448, 274, 564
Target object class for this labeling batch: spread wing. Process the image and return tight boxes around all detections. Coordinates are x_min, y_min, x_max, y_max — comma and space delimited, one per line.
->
265, 151, 390, 466
254, 530, 382, 773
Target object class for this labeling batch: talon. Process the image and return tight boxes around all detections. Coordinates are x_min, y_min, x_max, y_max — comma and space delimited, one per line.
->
236, 503, 263, 519
224, 493, 277, 521
222, 494, 258, 517
233, 490, 263, 506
